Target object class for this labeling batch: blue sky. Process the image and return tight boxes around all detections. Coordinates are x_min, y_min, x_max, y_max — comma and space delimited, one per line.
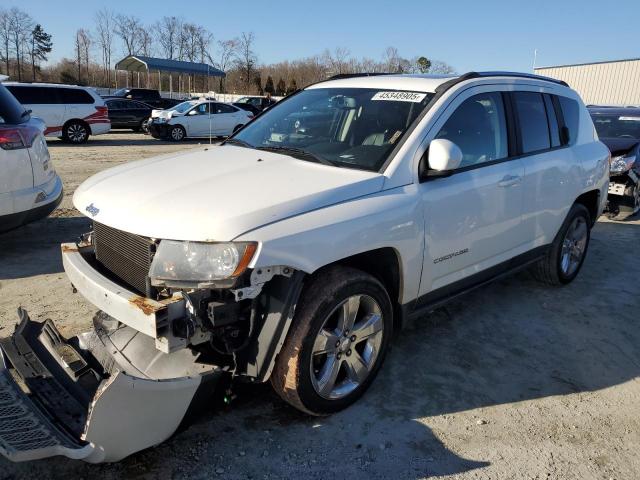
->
7, 0, 640, 72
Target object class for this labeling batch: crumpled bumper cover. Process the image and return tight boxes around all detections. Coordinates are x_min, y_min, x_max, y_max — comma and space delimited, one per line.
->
0, 309, 225, 463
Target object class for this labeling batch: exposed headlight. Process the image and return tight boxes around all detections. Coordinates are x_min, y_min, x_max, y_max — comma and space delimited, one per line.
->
154, 117, 167, 123
149, 240, 257, 287
610, 155, 636, 174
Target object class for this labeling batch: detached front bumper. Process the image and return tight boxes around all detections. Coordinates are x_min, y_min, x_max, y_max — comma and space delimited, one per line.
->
0, 309, 225, 463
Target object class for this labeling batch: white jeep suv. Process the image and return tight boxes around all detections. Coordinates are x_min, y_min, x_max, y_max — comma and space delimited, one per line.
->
0, 72, 609, 463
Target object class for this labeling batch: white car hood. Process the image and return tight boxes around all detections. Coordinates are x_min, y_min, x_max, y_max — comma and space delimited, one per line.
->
73, 145, 385, 241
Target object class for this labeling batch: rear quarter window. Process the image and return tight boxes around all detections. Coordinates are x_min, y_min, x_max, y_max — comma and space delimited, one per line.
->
0, 84, 29, 124
558, 96, 580, 145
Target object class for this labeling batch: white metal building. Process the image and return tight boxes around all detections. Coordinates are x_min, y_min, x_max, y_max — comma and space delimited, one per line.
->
535, 58, 640, 106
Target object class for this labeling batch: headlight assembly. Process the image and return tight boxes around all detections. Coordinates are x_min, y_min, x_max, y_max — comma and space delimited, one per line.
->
149, 240, 257, 288
610, 155, 636, 174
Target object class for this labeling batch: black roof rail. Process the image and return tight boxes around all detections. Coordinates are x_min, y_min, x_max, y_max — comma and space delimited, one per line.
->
435, 71, 569, 93
327, 72, 395, 80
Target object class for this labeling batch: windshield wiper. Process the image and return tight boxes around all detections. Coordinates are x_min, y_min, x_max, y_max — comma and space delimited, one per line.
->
223, 138, 253, 148
257, 145, 336, 167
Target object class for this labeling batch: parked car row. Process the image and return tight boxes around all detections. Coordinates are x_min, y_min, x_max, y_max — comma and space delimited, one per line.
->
1, 81, 278, 144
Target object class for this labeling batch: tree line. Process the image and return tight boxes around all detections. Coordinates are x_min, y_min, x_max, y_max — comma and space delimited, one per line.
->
0, 7, 455, 95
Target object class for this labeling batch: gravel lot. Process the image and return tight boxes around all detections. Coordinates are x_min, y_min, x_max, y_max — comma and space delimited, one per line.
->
0, 132, 638, 480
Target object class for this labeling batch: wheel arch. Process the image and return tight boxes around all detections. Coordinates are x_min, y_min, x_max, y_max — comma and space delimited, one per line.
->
63, 118, 91, 134
574, 189, 600, 226
317, 247, 404, 332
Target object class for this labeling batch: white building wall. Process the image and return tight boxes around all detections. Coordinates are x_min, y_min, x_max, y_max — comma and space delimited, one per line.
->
535, 58, 640, 106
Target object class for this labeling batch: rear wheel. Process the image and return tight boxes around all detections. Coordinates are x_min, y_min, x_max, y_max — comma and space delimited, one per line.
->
168, 125, 186, 142
533, 203, 591, 285
62, 120, 89, 144
271, 266, 393, 415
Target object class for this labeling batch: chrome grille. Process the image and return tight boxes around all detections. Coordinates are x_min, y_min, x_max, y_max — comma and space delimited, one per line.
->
93, 222, 155, 295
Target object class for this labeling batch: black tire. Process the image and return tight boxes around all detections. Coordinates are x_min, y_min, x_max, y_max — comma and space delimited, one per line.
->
168, 125, 186, 142
271, 266, 393, 416
137, 119, 150, 134
532, 203, 591, 286
62, 120, 89, 144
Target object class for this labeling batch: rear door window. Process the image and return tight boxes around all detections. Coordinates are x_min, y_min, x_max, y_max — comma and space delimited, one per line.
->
214, 103, 237, 114
513, 92, 551, 154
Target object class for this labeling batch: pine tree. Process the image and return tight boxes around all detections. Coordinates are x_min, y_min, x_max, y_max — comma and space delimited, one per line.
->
29, 24, 52, 81
276, 77, 286, 96
286, 78, 298, 95
264, 75, 275, 95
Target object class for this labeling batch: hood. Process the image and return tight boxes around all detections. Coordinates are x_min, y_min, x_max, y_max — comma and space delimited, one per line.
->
599, 137, 640, 157
73, 146, 385, 241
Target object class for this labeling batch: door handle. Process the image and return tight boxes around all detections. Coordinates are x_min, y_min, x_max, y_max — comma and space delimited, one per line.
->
498, 174, 521, 187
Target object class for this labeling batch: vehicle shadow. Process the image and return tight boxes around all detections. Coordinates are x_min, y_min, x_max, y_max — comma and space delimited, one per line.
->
0, 215, 91, 280
1, 221, 638, 479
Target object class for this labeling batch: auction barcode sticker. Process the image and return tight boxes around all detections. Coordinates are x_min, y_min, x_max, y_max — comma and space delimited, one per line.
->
372, 91, 427, 102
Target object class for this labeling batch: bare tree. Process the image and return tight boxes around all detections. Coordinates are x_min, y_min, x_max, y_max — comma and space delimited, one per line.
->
8, 7, 33, 80
94, 9, 115, 86
74, 29, 91, 84
0, 9, 10, 75
138, 26, 153, 57
213, 38, 237, 92
114, 14, 141, 56
155, 16, 182, 60
235, 32, 257, 93
323, 47, 351, 75
428, 60, 456, 74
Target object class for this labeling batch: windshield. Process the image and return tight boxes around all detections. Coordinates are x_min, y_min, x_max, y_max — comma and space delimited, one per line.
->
113, 88, 128, 96
231, 88, 433, 171
591, 113, 640, 139
172, 101, 197, 113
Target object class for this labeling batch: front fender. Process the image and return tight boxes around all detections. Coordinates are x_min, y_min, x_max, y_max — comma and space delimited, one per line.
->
235, 185, 424, 305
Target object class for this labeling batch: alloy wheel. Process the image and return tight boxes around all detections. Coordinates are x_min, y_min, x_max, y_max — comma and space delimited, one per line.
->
560, 216, 588, 276
171, 127, 184, 141
310, 294, 384, 400
67, 124, 87, 143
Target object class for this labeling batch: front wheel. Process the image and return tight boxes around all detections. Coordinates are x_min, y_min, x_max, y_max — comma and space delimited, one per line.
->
271, 266, 393, 416
532, 203, 591, 285
168, 125, 186, 142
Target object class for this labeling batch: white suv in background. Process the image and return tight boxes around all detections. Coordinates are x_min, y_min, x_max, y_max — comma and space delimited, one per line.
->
0, 72, 609, 463
0, 80, 62, 232
4, 82, 110, 144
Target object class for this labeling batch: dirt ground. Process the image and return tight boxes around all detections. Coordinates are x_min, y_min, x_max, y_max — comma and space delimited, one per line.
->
0, 132, 638, 480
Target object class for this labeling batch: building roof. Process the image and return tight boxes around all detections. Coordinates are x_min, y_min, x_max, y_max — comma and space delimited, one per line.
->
115, 55, 225, 77
535, 57, 640, 70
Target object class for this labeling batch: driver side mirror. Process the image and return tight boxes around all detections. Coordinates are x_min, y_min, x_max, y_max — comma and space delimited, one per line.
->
419, 139, 463, 181
188, 110, 198, 116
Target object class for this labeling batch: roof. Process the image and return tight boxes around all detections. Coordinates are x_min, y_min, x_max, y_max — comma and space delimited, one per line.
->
308, 71, 567, 93
588, 106, 640, 116
535, 57, 640, 70
3, 81, 89, 89
307, 74, 456, 92
115, 55, 225, 77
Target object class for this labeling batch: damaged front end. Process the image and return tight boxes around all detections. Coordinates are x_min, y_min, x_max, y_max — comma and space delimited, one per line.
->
0, 228, 303, 463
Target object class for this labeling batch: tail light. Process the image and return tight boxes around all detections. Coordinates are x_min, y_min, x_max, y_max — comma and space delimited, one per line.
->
95, 106, 109, 117
0, 125, 40, 150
